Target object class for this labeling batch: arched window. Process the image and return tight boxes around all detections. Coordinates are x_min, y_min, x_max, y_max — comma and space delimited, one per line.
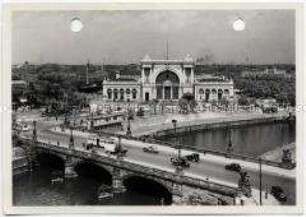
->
126, 89, 131, 95
107, 89, 112, 99
224, 89, 230, 95
212, 89, 217, 94
218, 89, 223, 100
132, 89, 137, 99
120, 88, 124, 100
199, 88, 204, 95
113, 89, 118, 99
205, 89, 210, 101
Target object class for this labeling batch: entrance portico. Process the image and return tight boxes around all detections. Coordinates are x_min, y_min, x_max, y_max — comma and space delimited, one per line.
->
141, 54, 195, 101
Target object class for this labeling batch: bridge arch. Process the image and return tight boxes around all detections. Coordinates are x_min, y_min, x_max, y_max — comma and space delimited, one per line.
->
74, 161, 112, 185
122, 174, 173, 205
36, 152, 66, 170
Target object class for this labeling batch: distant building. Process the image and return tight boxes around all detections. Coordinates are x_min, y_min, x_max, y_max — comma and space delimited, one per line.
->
241, 67, 288, 77
12, 80, 27, 96
103, 54, 234, 102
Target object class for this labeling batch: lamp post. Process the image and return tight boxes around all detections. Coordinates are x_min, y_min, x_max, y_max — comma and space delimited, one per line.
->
172, 119, 181, 159
32, 120, 37, 141
126, 107, 132, 136
226, 128, 233, 158
259, 157, 262, 205
69, 127, 74, 149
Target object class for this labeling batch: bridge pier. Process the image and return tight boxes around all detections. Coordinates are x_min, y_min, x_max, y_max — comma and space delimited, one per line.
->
171, 182, 183, 205
64, 156, 78, 178
112, 167, 126, 194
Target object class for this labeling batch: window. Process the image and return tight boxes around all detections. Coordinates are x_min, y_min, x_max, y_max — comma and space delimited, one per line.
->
113, 89, 118, 99
107, 89, 112, 99
132, 89, 137, 99
120, 88, 124, 100
218, 89, 223, 100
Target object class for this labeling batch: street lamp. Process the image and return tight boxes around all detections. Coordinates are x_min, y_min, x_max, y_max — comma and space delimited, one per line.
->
32, 120, 37, 141
172, 119, 181, 159
69, 127, 74, 149
126, 106, 132, 136
259, 157, 262, 205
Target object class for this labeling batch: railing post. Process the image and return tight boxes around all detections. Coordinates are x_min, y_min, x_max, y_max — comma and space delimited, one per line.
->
32, 120, 37, 142
69, 127, 75, 150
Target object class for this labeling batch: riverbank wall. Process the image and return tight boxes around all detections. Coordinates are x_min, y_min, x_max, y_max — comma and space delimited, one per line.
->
154, 114, 290, 137
260, 142, 296, 163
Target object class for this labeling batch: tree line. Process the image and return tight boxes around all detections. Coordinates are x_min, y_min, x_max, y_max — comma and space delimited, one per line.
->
234, 74, 295, 106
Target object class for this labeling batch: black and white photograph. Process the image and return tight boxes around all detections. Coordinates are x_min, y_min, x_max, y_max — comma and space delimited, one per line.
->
2, 1, 304, 215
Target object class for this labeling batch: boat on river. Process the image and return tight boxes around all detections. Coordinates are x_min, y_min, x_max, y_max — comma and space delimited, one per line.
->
98, 185, 113, 201
51, 171, 64, 186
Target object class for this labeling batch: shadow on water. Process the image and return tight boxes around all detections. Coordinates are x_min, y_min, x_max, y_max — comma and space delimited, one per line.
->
119, 176, 172, 205
14, 158, 173, 205
74, 162, 112, 185
36, 153, 65, 171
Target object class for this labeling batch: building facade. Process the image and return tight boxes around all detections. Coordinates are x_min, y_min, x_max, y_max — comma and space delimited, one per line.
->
103, 54, 234, 102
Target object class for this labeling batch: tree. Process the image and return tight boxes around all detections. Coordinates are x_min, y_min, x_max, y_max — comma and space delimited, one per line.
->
210, 99, 218, 107
150, 98, 159, 115
219, 97, 230, 107
178, 92, 196, 114
136, 107, 145, 117
238, 94, 250, 106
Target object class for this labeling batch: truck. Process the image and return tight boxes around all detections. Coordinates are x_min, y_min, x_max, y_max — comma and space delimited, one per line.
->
86, 134, 97, 150
99, 137, 128, 155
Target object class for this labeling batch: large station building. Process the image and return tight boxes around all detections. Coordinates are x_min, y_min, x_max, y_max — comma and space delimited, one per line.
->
103, 54, 234, 102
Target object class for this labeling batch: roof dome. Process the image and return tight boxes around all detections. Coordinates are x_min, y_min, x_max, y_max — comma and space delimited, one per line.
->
143, 54, 151, 61
184, 54, 193, 62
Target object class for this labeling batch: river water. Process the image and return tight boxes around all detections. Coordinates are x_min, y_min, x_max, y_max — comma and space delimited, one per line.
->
13, 168, 166, 206
161, 122, 295, 158
13, 122, 295, 206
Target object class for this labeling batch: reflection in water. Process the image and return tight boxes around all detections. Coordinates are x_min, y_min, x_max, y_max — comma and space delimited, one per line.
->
13, 167, 168, 206
161, 122, 295, 157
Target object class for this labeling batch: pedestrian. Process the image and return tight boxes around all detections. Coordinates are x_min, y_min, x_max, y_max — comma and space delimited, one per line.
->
265, 187, 269, 199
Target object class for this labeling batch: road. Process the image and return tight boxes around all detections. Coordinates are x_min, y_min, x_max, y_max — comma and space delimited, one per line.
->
19, 118, 296, 205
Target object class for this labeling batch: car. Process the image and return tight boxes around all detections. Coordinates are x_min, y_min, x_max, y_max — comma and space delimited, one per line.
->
184, 153, 200, 162
271, 186, 287, 202
143, 146, 159, 154
17, 124, 30, 132
225, 163, 241, 172
170, 157, 190, 168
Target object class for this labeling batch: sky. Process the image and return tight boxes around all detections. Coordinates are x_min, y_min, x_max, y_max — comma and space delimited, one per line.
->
12, 10, 295, 65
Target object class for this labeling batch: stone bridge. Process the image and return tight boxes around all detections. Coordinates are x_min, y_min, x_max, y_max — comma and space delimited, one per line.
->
20, 137, 239, 205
